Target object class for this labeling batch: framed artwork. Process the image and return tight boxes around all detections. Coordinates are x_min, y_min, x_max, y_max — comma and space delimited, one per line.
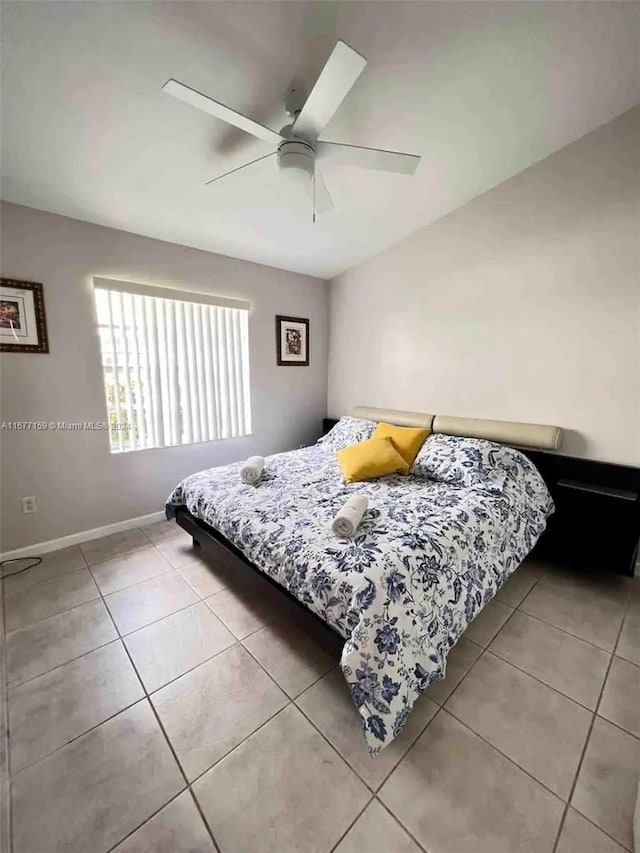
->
275, 315, 309, 366
0, 278, 49, 353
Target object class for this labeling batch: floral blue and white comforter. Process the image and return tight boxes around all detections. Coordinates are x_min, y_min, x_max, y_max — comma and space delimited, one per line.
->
166, 427, 553, 753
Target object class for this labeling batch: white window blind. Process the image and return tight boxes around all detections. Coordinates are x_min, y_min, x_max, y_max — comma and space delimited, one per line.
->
93, 278, 251, 453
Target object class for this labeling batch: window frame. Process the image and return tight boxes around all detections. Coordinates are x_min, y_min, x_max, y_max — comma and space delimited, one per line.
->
93, 277, 251, 454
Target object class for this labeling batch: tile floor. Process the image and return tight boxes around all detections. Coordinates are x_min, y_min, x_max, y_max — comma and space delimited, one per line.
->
1, 521, 639, 853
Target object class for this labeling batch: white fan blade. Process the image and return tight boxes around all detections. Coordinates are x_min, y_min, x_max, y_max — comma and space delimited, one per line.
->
314, 168, 334, 215
163, 79, 283, 146
292, 41, 366, 142
205, 152, 277, 187
317, 141, 420, 174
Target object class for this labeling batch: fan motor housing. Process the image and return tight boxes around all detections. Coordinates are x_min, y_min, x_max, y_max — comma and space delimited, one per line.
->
277, 140, 315, 179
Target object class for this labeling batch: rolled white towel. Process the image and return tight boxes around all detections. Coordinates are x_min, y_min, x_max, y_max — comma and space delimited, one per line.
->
331, 494, 369, 538
240, 456, 265, 485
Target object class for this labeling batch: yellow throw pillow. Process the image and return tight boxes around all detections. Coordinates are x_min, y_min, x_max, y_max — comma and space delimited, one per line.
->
372, 422, 430, 467
337, 436, 408, 483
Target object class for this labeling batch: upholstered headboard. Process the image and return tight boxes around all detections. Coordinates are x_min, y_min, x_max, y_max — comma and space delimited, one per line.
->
351, 406, 434, 430
351, 405, 562, 451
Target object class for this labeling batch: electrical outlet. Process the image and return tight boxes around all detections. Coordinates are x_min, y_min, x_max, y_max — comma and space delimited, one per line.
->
21, 496, 37, 514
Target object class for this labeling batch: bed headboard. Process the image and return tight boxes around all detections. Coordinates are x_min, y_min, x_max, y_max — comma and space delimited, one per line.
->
351, 405, 562, 451
351, 406, 434, 430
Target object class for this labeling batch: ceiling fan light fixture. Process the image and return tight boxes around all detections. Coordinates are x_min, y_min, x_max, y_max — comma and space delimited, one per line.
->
277, 140, 315, 181
163, 39, 421, 217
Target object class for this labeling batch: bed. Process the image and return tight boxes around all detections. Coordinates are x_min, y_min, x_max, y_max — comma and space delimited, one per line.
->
166, 407, 561, 753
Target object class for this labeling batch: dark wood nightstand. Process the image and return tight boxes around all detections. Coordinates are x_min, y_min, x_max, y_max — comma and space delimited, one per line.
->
322, 417, 339, 436
526, 451, 639, 577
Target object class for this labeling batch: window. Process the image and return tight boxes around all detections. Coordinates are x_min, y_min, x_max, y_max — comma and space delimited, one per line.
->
93, 278, 251, 453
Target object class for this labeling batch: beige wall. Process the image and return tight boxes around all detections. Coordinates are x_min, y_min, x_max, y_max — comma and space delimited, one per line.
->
0, 203, 328, 550
328, 108, 640, 466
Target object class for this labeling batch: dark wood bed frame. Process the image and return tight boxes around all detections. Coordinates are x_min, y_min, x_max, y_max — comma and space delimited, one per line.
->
174, 418, 639, 635
174, 505, 346, 637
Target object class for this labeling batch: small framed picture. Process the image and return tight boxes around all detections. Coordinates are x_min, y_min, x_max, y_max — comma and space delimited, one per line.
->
275, 315, 309, 366
0, 278, 49, 353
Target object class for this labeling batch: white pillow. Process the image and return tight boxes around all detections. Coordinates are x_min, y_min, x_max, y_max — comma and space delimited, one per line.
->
317, 416, 376, 451
410, 434, 510, 489
411, 434, 553, 521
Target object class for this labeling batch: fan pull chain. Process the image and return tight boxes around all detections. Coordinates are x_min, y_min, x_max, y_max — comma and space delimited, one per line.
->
312, 171, 316, 224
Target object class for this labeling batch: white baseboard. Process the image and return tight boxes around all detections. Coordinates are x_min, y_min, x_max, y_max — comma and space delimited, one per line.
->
0, 510, 167, 561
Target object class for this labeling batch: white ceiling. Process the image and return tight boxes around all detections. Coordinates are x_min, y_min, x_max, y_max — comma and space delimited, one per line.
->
2, 1, 638, 279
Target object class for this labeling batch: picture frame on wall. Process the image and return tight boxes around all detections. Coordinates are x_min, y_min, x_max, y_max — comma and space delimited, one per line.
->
275, 315, 309, 366
0, 278, 49, 353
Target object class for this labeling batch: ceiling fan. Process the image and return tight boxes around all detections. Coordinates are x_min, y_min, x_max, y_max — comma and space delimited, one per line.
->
163, 40, 421, 220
